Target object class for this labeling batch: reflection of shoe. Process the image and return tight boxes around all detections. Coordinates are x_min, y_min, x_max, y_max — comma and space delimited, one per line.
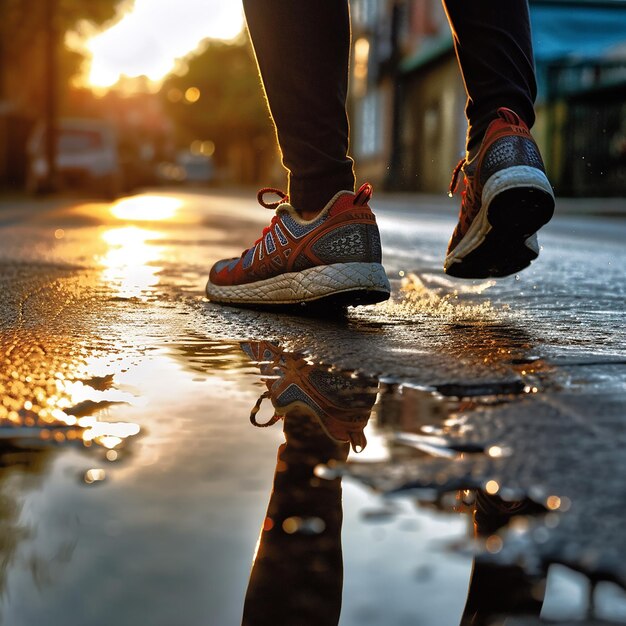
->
241, 341, 377, 452
474, 490, 544, 536
206, 184, 390, 307
444, 108, 555, 279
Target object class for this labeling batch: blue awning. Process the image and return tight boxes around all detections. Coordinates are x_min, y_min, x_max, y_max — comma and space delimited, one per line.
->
530, 3, 626, 62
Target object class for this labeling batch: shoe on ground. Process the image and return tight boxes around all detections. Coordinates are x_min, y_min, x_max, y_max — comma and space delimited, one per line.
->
241, 341, 377, 453
444, 107, 555, 279
206, 183, 390, 307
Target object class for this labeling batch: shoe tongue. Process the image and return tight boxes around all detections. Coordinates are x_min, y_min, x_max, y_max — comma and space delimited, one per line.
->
276, 202, 298, 217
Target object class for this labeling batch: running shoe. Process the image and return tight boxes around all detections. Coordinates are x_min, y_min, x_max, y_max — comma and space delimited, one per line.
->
444, 107, 555, 278
206, 184, 390, 307
241, 341, 377, 453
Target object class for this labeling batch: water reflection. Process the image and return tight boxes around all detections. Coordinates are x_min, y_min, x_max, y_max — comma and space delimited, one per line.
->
242, 341, 376, 453
110, 195, 183, 222
239, 341, 554, 625
241, 341, 376, 625
99, 227, 164, 300
0, 445, 53, 609
461, 491, 547, 625
0, 328, 141, 459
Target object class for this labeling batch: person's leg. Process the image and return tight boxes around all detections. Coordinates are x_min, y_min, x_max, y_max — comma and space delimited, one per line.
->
206, 1, 390, 308
442, 0, 537, 157
442, 0, 555, 279
242, 0, 354, 215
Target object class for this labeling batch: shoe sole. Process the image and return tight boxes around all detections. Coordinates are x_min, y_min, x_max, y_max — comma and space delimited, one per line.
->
206, 261, 391, 307
444, 165, 555, 279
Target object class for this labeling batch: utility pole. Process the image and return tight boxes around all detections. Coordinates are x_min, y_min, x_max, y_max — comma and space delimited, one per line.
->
0, 0, 7, 189
44, 0, 58, 192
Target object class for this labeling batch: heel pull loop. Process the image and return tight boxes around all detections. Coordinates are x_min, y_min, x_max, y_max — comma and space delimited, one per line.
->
497, 107, 522, 126
354, 182, 373, 206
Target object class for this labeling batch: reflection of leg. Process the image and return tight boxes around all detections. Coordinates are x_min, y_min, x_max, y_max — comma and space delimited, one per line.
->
442, 0, 537, 154
461, 562, 544, 625
242, 414, 348, 626
460, 492, 544, 625
242, 0, 354, 213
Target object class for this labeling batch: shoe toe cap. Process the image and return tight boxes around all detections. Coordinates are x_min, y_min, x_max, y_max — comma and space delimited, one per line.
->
209, 258, 239, 283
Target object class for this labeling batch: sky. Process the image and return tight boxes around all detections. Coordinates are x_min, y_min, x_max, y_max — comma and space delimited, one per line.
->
85, 0, 245, 88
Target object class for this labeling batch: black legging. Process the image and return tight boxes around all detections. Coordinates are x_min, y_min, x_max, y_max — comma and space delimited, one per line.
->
243, 0, 537, 212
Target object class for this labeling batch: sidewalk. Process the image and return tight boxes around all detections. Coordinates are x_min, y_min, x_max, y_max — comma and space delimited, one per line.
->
1, 187, 625, 217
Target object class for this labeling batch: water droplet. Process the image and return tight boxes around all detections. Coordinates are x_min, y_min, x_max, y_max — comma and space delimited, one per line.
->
486, 534, 503, 553
485, 480, 500, 495
545, 513, 560, 528
487, 445, 511, 458
282, 516, 325, 535
84, 468, 106, 484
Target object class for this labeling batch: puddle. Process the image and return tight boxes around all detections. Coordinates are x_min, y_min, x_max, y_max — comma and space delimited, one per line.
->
0, 336, 483, 625
1, 329, 625, 624
3, 189, 626, 625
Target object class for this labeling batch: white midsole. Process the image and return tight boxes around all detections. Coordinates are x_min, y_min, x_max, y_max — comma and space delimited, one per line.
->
444, 165, 554, 269
206, 262, 390, 304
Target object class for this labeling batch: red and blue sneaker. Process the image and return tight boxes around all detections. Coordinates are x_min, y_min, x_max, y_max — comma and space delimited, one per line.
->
206, 183, 390, 307
444, 108, 555, 278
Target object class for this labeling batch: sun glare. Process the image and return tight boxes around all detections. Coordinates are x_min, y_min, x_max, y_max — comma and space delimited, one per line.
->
84, 0, 245, 89
99, 226, 165, 300
110, 195, 183, 221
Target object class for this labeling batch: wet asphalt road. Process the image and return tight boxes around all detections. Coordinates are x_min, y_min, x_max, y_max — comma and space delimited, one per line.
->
0, 188, 625, 625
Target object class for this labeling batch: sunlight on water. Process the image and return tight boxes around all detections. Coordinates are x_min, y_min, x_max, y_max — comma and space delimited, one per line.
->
0, 361, 140, 451
0, 324, 142, 454
110, 195, 183, 222
99, 226, 164, 299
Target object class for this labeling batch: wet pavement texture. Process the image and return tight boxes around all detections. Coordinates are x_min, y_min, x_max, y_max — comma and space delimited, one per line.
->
0, 189, 625, 625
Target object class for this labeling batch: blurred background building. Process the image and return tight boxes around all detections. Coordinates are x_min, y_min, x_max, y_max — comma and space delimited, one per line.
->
0, 0, 279, 195
349, 0, 626, 196
0, 0, 624, 197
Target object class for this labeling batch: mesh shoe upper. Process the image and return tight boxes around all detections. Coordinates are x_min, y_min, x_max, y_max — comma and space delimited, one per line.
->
209, 184, 383, 288
446, 107, 548, 255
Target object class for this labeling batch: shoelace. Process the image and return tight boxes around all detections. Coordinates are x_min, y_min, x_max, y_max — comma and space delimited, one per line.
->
257, 187, 289, 209
249, 391, 282, 427
448, 158, 476, 222
237, 188, 290, 260
448, 158, 465, 198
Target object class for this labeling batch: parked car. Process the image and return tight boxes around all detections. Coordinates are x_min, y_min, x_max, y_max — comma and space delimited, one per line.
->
27, 118, 122, 197
176, 150, 215, 185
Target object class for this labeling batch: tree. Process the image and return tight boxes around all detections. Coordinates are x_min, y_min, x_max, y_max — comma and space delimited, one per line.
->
0, 0, 121, 116
0, 0, 121, 188
160, 37, 279, 184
